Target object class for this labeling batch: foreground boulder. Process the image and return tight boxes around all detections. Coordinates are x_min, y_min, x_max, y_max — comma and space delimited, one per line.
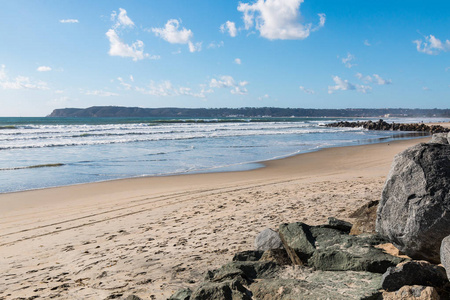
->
376, 143, 450, 263
278, 221, 405, 272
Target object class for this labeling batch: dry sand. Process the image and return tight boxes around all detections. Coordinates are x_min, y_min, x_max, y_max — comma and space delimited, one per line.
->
0, 136, 433, 299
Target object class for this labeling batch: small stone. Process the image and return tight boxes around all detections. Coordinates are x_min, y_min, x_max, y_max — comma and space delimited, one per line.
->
254, 228, 283, 251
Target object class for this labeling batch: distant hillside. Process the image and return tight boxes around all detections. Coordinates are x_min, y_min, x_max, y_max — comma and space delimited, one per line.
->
47, 106, 450, 118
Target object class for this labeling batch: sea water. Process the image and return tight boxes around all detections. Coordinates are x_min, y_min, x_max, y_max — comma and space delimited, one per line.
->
0, 116, 447, 194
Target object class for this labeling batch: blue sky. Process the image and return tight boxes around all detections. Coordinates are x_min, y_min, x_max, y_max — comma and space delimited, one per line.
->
0, 0, 449, 116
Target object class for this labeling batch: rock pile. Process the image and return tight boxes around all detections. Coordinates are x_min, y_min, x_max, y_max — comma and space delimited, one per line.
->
169, 218, 410, 300
168, 133, 450, 300
325, 119, 450, 134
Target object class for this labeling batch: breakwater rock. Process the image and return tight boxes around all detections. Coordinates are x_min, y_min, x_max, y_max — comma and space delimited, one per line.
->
325, 119, 450, 134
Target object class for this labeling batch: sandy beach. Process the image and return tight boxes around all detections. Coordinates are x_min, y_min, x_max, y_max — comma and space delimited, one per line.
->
0, 136, 437, 299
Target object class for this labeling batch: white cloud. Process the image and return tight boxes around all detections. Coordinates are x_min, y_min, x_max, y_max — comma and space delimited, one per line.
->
258, 94, 270, 100
152, 19, 201, 53
111, 8, 134, 28
136, 80, 207, 98
210, 75, 248, 95
106, 29, 153, 61
372, 74, 392, 85
37, 66, 52, 72
423, 86, 431, 91
341, 53, 356, 68
188, 41, 202, 53
328, 75, 371, 94
208, 41, 224, 49
414, 34, 450, 55
237, 0, 325, 40
364, 39, 371, 46
117, 77, 132, 90
234, 58, 242, 65
0, 65, 49, 90
299, 86, 315, 94
356, 72, 392, 85
220, 21, 237, 37
84, 90, 119, 97
59, 19, 79, 24
152, 19, 192, 44
106, 9, 159, 61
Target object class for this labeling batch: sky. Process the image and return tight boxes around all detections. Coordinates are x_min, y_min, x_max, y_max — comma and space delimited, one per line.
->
0, 0, 449, 116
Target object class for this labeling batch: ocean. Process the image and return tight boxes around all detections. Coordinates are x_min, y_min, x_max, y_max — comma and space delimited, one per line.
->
0, 116, 447, 194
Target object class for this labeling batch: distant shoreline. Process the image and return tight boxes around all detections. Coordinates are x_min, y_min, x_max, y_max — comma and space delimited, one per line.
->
47, 106, 450, 118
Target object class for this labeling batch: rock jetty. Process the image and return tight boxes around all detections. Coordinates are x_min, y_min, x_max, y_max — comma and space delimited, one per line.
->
325, 119, 450, 134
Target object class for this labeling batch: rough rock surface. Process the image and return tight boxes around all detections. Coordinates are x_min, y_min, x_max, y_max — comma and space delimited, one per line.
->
376, 143, 450, 263
429, 133, 449, 144
259, 249, 291, 265
440, 235, 450, 280
249, 270, 382, 300
190, 279, 251, 300
168, 288, 192, 300
324, 217, 353, 233
278, 222, 405, 272
254, 228, 283, 251
349, 200, 379, 235
381, 260, 448, 292
382, 285, 440, 300
180, 263, 383, 300
232, 250, 264, 262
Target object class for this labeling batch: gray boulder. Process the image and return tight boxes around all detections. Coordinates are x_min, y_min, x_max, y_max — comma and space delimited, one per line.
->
429, 133, 449, 144
376, 143, 450, 263
255, 228, 283, 251
381, 260, 448, 292
440, 235, 450, 279
278, 222, 405, 272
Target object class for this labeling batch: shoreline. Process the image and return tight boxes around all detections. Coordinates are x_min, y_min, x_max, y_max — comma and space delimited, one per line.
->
0, 132, 431, 196
0, 136, 430, 210
0, 136, 435, 299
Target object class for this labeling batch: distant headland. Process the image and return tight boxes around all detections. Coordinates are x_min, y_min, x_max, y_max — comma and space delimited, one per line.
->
47, 106, 450, 118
